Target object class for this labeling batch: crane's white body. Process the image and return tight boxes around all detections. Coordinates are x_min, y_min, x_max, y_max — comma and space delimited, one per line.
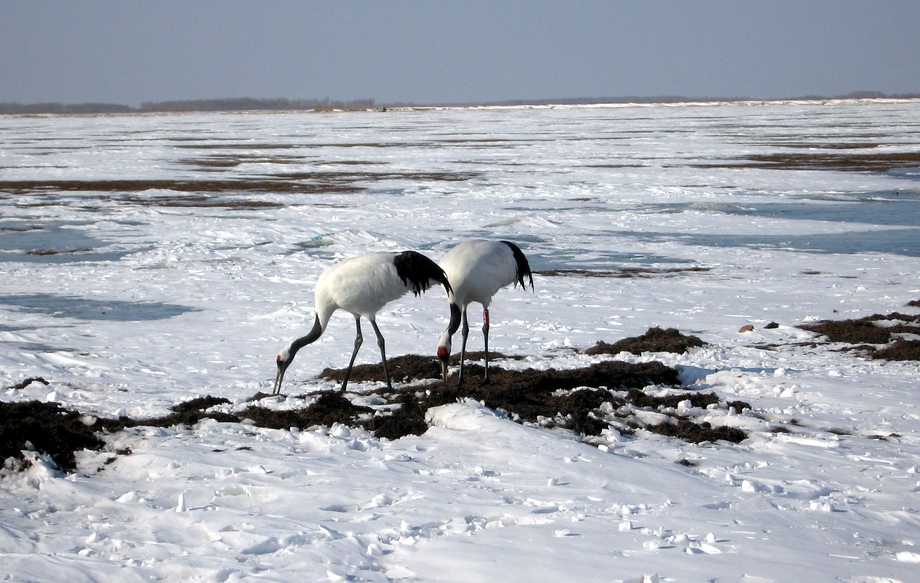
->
437, 240, 533, 384
314, 252, 418, 326
440, 240, 520, 310
274, 250, 450, 394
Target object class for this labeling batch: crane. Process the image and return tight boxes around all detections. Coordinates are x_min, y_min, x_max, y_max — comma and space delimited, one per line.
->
436, 240, 533, 385
274, 250, 452, 394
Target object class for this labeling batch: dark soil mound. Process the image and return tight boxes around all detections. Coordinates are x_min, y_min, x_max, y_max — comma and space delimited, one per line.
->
0, 401, 105, 472
320, 353, 442, 384
241, 391, 372, 430
319, 352, 524, 385
477, 359, 675, 392
137, 396, 237, 428
315, 357, 689, 441
873, 338, 920, 361
0, 327, 752, 474
364, 392, 429, 441
10, 301, 920, 475
585, 327, 705, 356
645, 418, 747, 444
426, 368, 744, 444
800, 308, 920, 360
801, 317, 895, 344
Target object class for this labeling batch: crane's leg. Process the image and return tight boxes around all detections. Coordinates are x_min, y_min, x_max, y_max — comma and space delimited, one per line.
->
482, 308, 491, 383
458, 307, 470, 386
369, 319, 392, 390
341, 316, 364, 392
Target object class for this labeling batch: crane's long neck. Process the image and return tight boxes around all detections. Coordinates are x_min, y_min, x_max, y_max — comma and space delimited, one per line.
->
274, 313, 329, 395
288, 314, 325, 359
445, 303, 461, 336
438, 302, 462, 351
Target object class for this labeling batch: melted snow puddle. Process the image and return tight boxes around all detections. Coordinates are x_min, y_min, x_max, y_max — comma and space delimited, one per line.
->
0, 294, 198, 321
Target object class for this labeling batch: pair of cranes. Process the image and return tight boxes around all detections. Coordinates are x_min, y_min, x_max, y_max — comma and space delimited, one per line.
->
273, 239, 534, 395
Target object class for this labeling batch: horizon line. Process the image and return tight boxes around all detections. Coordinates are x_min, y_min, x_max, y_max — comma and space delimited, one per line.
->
2, 91, 919, 115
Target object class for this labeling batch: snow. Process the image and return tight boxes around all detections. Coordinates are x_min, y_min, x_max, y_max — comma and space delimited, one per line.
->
2, 100, 920, 582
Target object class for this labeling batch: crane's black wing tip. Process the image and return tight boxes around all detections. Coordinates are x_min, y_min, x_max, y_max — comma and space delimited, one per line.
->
394, 250, 452, 295
500, 240, 534, 291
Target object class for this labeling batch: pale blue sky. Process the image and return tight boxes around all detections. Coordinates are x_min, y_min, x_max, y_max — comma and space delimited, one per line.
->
2, 1, 919, 105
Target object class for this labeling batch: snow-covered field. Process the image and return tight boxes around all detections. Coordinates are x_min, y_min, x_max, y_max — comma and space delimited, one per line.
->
1, 100, 920, 582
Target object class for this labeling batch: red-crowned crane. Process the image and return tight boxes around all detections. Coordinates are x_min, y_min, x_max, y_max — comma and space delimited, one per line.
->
274, 250, 452, 394
436, 240, 534, 385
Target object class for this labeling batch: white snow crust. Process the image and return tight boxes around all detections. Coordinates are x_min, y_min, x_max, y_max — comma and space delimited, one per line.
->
1, 100, 919, 582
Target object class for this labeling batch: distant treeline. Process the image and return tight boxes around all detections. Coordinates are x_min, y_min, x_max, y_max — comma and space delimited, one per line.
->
0, 97, 377, 115
2, 92, 918, 115
443, 91, 920, 108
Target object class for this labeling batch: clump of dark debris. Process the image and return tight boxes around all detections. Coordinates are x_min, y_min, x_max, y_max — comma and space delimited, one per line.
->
423, 360, 686, 436
318, 351, 527, 385
9, 302, 919, 475
2, 326, 748, 474
536, 266, 711, 279
0, 401, 105, 473
799, 302, 920, 361
320, 354, 444, 385
244, 391, 371, 430
872, 338, 920, 361
584, 326, 705, 356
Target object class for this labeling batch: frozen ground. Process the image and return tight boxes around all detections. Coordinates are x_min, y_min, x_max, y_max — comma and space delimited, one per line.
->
1, 99, 920, 581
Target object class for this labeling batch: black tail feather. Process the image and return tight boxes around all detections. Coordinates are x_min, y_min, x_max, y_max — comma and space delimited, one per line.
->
394, 250, 453, 296
501, 241, 534, 291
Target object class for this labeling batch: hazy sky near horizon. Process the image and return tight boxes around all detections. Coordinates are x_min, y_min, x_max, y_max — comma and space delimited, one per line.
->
3, 1, 919, 106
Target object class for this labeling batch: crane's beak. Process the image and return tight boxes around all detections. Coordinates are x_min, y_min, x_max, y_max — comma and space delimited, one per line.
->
437, 347, 449, 383
439, 358, 449, 383
273, 359, 288, 395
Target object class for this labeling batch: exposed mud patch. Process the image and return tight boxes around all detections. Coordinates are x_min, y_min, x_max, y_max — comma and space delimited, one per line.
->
800, 307, 920, 360
0, 170, 479, 200
320, 354, 443, 385
364, 392, 430, 441
415, 361, 743, 445
1, 333, 742, 474
0, 179, 360, 195
15, 301, 918, 476
312, 356, 694, 442
243, 391, 372, 430
696, 151, 920, 173
872, 338, 920, 361
584, 327, 705, 356
25, 247, 94, 256
1, 401, 106, 473
318, 352, 527, 385
116, 195, 284, 209
538, 267, 711, 278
